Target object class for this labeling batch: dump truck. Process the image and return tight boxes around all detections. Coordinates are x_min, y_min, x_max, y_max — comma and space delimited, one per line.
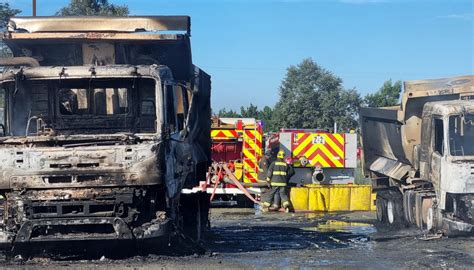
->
0, 16, 211, 250
360, 75, 474, 235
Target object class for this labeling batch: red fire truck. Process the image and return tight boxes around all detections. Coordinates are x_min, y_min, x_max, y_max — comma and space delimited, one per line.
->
182, 117, 264, 205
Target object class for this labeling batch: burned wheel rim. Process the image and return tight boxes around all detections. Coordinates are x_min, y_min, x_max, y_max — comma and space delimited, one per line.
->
426, 208, 434, 231
387, 200, 395, 224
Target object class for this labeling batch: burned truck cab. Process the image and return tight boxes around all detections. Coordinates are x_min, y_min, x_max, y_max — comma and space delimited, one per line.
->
0, 17, 211, 248
418, 101, 474, 231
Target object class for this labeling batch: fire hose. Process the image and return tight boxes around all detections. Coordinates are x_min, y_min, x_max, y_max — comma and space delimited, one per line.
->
209, 163, 259, 204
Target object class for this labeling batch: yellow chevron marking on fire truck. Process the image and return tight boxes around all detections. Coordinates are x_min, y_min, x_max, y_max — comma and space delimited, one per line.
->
294, 139, 313, 155
312, 154, 330, 167
333, 133, 344, 145
318, 143, 343, 167
243, 147, 256, 161
292, 133, 345, 168
243, 128, 263, 183
323, 135, 344, 157
211, 129, 239, 139
304, 143, 341, 168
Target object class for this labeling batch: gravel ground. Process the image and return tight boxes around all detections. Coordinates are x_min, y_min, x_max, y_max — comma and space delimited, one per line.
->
1, 208, 473, 269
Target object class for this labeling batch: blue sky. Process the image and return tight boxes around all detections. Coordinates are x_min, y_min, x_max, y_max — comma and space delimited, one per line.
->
7, 0, 474, 111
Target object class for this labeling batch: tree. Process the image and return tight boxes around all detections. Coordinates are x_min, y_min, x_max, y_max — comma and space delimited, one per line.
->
0, 4, 21, 66
0, 3, 20, 29
258, 106, 274, 132
240, 103, 259, 118
272, 58, 361, 131
217, 108, 241, 118
56, 0, 129, 16
364, 79, 402, 107
216, 105, 275, 132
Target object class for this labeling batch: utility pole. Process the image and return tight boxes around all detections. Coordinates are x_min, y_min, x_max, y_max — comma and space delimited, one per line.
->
32, 0, 37, 16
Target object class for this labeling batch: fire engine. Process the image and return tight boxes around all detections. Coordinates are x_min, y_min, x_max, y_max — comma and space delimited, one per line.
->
267, 129, 358, 185
182, 117, 264, 205
210, 117, 264, 185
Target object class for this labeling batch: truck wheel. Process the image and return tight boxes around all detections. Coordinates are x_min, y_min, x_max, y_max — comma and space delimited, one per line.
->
387, 199, 404, 225
387, 200, 395, 224
376, 197, 387, 223
421, 197, 435, 231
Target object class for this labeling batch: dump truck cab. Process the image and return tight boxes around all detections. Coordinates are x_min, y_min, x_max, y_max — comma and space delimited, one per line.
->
0, 16, 211, 249
418, 101, 474, 229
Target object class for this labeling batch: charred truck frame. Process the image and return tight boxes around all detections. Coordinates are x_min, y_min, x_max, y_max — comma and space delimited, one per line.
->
0, 17, 211, 249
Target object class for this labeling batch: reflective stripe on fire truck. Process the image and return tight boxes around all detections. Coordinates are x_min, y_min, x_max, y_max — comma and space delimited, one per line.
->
270, 182, 287, 187
242, 127, 263, 183
211, 129, 239, 139
293, 133, 345, 168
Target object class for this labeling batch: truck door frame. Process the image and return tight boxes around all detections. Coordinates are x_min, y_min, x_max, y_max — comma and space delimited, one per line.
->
429, 115, 445, 188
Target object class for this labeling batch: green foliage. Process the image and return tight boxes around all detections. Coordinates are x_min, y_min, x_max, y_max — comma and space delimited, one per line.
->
216, 104, 274, 132
258, 106, 274, 132
217, 108, 241, 118
272, 58, 361, 131
0, 3, 20, 29
56, 0, 129, 16
240, 103, 258, 118
0, 3, 21, 70
364, 79, 402, 107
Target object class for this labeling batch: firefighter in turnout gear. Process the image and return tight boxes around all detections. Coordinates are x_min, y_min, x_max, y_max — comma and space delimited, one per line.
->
258, 150, 280, 210
262, 150, 295, 212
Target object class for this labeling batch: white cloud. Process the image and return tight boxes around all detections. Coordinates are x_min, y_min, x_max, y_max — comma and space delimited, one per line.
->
437, 13, 474, 21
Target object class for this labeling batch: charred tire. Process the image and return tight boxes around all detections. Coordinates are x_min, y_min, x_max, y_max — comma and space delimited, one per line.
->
180, 192, 210, 241
376, 196, 387, 223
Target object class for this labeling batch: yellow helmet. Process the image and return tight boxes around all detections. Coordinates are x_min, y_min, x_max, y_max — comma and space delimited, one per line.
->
277, 150, 285, 159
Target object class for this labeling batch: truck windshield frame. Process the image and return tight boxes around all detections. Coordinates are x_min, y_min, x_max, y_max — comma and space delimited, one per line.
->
449, 114, 474, 156
1, 77, 160, 136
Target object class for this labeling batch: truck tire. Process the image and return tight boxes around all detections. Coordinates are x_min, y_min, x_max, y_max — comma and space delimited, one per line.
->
180, 192, 210, 241
387, 198, 404, 225
376, 196, 387, 223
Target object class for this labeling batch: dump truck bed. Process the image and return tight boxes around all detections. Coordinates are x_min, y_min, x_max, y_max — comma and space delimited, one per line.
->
360, 75, 474, 181
359, 106, 413, 180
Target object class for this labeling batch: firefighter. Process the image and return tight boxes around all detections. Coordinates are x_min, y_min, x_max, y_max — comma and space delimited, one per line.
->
258, 150, 280, 210
262, 150, 295, 213
257, 150, 272, 183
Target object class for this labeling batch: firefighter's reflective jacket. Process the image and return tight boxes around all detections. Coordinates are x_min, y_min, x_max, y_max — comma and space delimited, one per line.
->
266, 158, 295, 186
257, 156, 271, 181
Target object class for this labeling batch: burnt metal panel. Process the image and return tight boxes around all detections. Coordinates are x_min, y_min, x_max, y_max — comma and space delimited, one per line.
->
9, 16, 191, 34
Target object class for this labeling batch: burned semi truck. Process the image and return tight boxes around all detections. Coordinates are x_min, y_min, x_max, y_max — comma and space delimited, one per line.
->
0, 16, 211, 249
360, 76, 473, 235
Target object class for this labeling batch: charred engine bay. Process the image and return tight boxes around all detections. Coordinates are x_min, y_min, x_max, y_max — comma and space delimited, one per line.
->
1, 209, 472, 269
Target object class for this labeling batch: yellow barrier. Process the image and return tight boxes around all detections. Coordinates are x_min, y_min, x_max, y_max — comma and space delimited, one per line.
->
290, 184, 376, 211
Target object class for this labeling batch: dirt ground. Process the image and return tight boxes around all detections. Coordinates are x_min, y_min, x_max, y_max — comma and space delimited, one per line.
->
2, 208, 473, 269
